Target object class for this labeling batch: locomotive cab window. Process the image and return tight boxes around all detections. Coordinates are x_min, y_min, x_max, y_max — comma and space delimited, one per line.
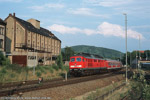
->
83, 59, 84, 62
76, 58, 81, 62
71, 58, 75, 62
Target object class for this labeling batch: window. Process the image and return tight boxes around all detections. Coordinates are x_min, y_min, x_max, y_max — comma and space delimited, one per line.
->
83, 59, 84, 62
76, 58, 81, 62
71, 58, 75, 62
0, 39, 3, 48
94, 60, 97, 62
0, 27, 4, 35
0, 28, 1, 35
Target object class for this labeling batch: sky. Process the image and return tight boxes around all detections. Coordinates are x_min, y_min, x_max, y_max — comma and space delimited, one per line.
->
0, 0, 150, 53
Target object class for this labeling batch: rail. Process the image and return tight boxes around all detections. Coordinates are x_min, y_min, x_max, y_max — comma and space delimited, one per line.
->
0, 72, 124, 97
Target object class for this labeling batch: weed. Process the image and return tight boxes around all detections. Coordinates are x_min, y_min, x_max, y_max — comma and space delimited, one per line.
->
0, 68, 7, 74
36, 72, 41, 77
52, 64, 59, 71
10, 73, 15, 78
48, 67, 54, 73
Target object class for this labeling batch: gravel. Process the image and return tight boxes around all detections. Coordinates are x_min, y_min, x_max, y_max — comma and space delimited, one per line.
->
14, 75, 125, 100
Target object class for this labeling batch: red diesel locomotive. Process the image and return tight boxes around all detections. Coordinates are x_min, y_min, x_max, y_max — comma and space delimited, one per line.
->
69, 53, 122, 76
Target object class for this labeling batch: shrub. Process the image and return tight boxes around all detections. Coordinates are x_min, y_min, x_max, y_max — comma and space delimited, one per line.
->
8, 64, 22, 73
52, 64, 59, 71
0, 68, 7, 74
0, 51, 5, 65
36, 72, 41, 77
0, 51, 10, 66
36, 65, 46, 73
56, 54, 63, 68
2, 58, 10, 66
10, 73, 15, 78
48, 67, 54, 73
63, 65, 69, 72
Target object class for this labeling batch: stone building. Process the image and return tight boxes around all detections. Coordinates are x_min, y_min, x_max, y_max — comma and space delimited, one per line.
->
0, 18, 6, 55
5, 13, 61, 67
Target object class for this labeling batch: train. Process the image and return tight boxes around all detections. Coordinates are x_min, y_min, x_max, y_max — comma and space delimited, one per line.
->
69, 53, 123, 76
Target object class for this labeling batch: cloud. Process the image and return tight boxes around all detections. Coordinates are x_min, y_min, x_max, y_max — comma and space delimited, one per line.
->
0, 0, 22, 2
97, 22, 125, 38
83, 0, 133, 7
29, 3, 64, 12
48, 24, 82, 34
67, 8, 109, 18
48, 22, 144, 40
97, 22, 144, 39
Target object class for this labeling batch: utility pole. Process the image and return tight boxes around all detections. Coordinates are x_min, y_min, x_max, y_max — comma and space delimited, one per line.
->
123, 13, 128, 83
136, 50, 137, 71
139, 35, 141, 60
138, 35, 141, 69
130, 52, 131, 67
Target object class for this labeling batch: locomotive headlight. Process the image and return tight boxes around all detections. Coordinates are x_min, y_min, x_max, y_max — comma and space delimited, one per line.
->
77, 65, 82, 67
70, 65, 75, 67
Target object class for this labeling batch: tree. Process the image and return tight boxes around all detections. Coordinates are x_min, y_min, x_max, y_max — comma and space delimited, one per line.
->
63, 46, 75, 61
0, 51, 10, 66
144, 50, 150, 60
0, 51, 5, 65
121, 52, 131, 65
56, 54, 63, 68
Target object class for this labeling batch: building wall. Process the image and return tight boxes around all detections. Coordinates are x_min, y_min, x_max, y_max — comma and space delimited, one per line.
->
5, 14, 61, 67
0, 24, 5, 52
5, 16, 14, 53
48, 37, 51, 52
16, 22, 25, 49
27, 31, 31, 48
32, 32, 36, 48
37, 34, 40, 50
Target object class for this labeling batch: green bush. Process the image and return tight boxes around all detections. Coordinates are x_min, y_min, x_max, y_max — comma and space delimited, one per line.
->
0, 51, 10, 66
56, 54, 63, 68
36, 65, 46, 73
143, 84, 150, 100
129, 71, 150, 100
8, 64, 22, 73
63, 65, 69, 72
10, 73, 15, 78
2, 58, 10, 66
0, 68, 7, 74
36, 72, 41, 77
52, 64, 59, 71
48, 67, 54, 73
0, 51, 5, 65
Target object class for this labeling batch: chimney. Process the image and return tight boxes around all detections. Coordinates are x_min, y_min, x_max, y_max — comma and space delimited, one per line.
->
13, 13, 15, 17
27, 18, 40, 29
9, 13, 12, 16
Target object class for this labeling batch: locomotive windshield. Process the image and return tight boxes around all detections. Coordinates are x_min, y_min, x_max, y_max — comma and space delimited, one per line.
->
71, 58, 75, 62
76, 58, 81, 62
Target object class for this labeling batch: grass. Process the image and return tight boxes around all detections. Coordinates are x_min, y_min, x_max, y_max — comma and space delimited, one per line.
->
73, 80, 126, 100
0, 64, 69, 83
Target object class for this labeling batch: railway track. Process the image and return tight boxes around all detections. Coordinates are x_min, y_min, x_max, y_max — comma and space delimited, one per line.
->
0, 71, 125, 97
0, 77, 64, 90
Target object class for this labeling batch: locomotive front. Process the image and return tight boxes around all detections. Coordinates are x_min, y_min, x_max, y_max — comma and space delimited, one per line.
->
69, 56, 85, 76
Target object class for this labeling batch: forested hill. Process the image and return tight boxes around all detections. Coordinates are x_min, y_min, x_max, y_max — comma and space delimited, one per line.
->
64, 45, 124, 59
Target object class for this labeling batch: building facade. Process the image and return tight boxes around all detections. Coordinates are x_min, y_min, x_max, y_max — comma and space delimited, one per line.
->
0, 18, 6, 55
5, 13, 61, 67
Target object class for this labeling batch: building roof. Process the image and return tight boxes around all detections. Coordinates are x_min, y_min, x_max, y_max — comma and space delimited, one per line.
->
14, 16, 61, 42
0, 18, 6, 25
